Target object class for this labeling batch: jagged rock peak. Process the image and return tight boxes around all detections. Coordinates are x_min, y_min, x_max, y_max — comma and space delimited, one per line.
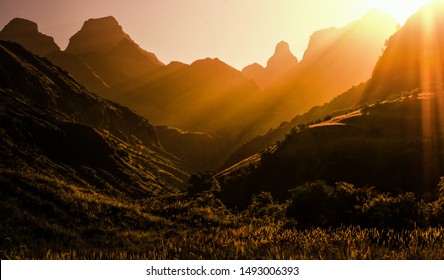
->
65, 16, 131, 54
264, 41, 298, 75
267, 40, 298, 68
274, 41, 291, 55
0, 18, 60, 56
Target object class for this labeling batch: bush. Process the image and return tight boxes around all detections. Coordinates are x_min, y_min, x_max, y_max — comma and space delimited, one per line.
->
244, 192, 287, 221
357, 192, 419, 229
423, 178, 444, 226
286, 181, 373, 228
187, 172, 215, 195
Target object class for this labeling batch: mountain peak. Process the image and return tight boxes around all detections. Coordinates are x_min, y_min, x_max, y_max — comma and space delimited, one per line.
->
65, 16, 130, 54
274, 41, 291, 55
267, 41, 298, 69
0, 18, 60, 56
242, 41, 298, 89
80, 16, 124, 36
1, 18, 38, 34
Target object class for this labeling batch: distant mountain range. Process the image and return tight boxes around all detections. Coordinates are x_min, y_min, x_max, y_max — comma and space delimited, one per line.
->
0, 12, 397, 170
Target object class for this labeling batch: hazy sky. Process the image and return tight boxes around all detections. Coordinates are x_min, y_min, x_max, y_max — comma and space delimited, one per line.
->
0, 0, 431, 69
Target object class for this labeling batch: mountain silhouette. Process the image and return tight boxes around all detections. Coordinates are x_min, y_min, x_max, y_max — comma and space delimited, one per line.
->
259, 10, 398, 128
0, 40, 189, 195
0, 18, 60, 56
225, 11, 401, 167
0, 17, 237, 171
218, 2, 444, 207
242, 41, 298, 89
110, 57, 266, 169
44, 16, 164, 91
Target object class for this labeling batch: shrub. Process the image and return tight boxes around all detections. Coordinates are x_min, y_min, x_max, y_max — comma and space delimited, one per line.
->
187, 172, 214, 195
423, 178, 444, 226
244, 192, 287, 221
286, 181, 374, 228
358, 192, 419, 229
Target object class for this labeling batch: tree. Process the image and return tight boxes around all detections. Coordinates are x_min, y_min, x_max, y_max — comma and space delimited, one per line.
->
187, 172, 215, 195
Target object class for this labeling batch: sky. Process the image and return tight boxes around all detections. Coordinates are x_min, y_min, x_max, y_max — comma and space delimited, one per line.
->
0, 0, 432, 69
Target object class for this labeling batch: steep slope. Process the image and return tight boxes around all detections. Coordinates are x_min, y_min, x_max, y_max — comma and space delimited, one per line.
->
242, 41, 299, 89
0, 40, 189, 196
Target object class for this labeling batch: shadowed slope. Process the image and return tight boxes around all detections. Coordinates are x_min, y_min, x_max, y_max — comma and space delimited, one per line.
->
0, 40, 189, 195
218, 95, 444, 208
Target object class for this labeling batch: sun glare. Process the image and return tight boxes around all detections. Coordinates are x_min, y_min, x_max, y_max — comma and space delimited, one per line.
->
366, 0, 431, 23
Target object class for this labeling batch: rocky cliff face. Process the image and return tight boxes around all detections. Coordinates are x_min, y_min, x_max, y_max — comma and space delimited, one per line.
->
63, 16, 164, 89
0, 18, 60, 56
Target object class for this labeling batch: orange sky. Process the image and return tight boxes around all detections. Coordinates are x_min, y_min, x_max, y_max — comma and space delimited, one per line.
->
0, 0, 431, 69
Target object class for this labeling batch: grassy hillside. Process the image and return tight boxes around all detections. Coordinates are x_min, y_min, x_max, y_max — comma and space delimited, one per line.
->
0, 40, 192, 258
218, 94, 444, 207
3, 188, 444, 259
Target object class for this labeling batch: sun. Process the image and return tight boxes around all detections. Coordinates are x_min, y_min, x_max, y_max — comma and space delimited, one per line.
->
365, 0, 432, 24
